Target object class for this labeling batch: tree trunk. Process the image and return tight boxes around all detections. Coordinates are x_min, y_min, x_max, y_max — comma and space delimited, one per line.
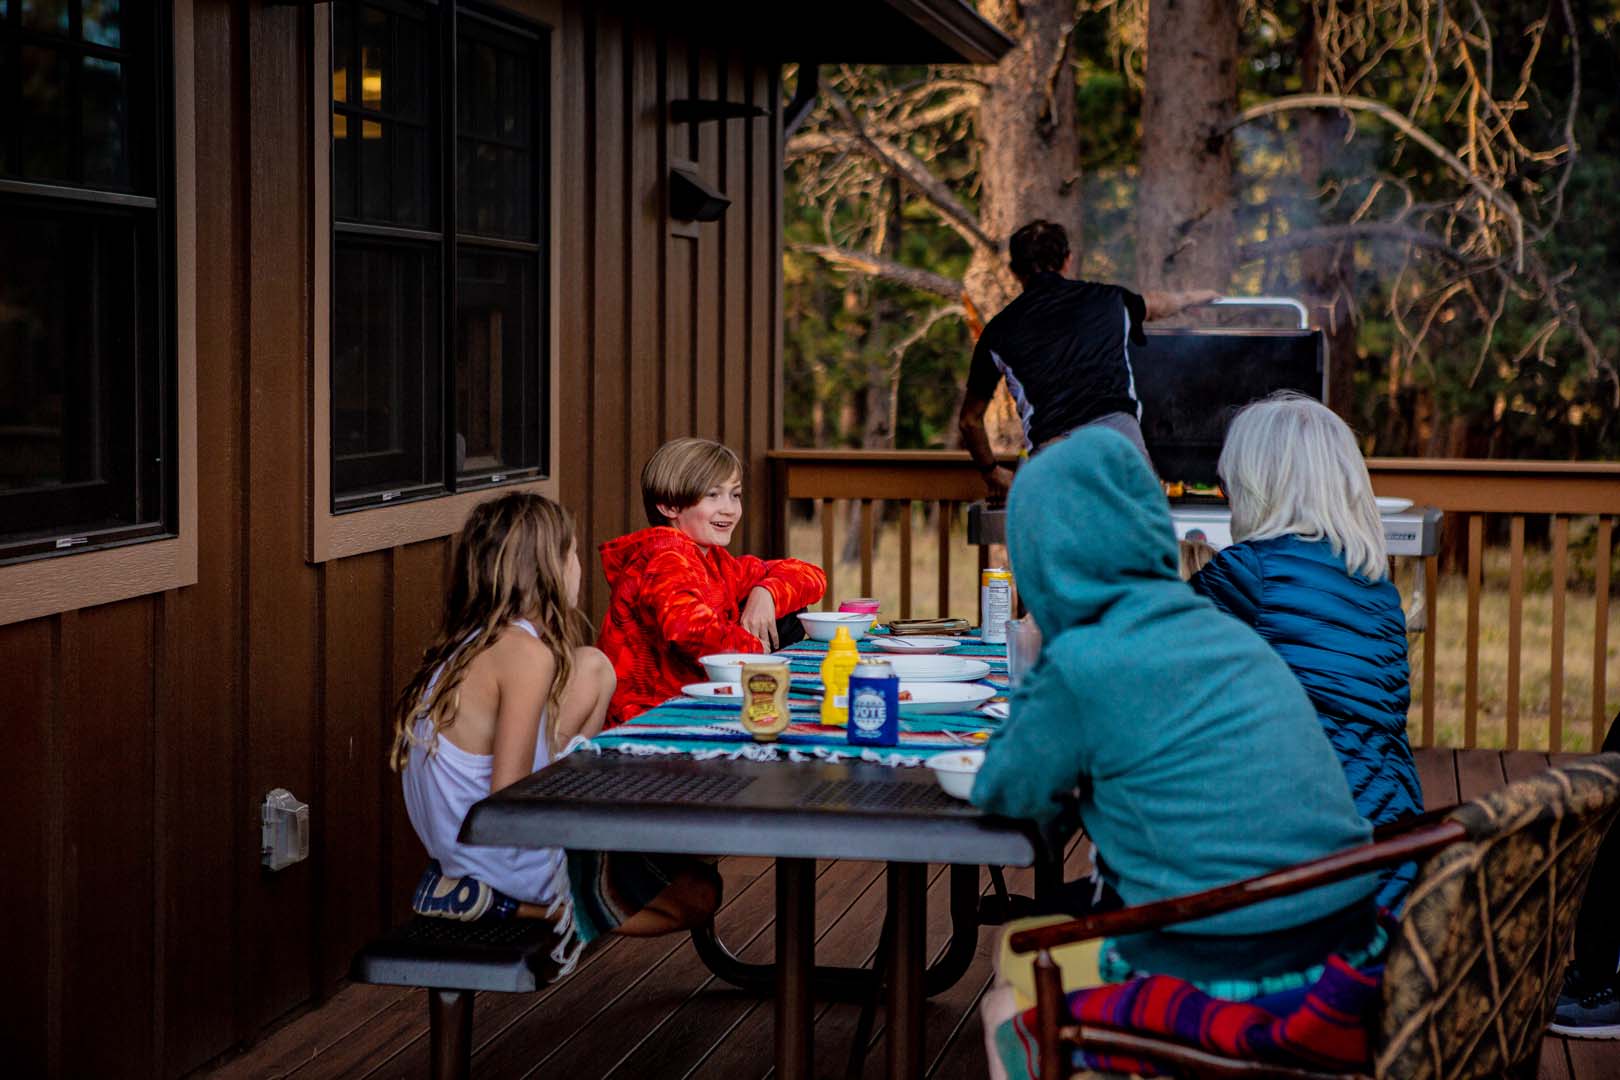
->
1137, 0, 1238, 297
970, 0, 1084, 452
1297, 15, 1360, 419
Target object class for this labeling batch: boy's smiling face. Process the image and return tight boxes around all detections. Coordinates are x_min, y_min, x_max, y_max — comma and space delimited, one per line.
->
660, 471, 742, 550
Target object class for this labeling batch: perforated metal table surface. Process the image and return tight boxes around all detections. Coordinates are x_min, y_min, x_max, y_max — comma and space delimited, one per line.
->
459, 752, 1040, 866
459, 753, 1049, 1080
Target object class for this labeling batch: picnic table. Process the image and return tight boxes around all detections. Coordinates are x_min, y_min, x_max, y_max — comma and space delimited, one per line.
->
460, 632, 1065, 1080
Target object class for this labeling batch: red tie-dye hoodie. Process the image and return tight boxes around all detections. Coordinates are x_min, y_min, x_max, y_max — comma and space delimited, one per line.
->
596, 526, 827, 724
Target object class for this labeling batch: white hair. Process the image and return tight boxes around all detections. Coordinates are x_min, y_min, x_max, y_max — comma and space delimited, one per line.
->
1218, 392, 1388, 580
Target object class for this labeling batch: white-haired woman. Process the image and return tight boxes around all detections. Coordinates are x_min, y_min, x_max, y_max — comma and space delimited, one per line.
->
1191, 392, 1423, 910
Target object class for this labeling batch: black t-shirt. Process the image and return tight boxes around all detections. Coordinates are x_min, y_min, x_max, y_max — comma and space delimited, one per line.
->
966, 273, 1148, 448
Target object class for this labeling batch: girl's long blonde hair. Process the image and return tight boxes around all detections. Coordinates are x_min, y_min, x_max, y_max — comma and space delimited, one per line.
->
1218, 392, 1388, 580
391, 492, 590, 770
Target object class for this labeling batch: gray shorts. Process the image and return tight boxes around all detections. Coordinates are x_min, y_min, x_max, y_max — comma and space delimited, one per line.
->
1035, 412, 1156, 473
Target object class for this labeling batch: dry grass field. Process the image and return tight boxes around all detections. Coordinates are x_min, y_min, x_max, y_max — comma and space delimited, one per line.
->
786, 506, 1619, 753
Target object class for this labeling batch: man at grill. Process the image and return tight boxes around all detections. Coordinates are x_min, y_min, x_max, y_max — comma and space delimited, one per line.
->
959, 220, 1219, 502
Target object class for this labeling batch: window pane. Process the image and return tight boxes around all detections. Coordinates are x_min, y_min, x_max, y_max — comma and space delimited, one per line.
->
332, 238, 443, 497
456, 33, 533, 240
20, 46, 71, 182
456, 251, 537, 475
82, 57, 130, 188
0, 206, 146, 533
21, 0, 69, 35
395, 13, 426, 123
360, 5, 386, 109
393, 123, 429, 226
332, 110, 355, 218
359, 118, 388, 221
82, 0, 122, 47
332, 5, 353, 104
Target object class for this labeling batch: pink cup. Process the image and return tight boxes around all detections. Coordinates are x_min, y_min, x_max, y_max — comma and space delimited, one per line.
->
838, 598, 881, 615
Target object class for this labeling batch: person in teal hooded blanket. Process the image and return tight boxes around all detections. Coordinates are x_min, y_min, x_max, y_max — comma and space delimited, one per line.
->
971, 427, 1381, 992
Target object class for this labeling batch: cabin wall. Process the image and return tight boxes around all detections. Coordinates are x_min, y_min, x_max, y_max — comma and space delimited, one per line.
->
1, 1, 781, 1074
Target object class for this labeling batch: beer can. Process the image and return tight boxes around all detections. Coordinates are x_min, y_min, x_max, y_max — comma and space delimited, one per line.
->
847, 660, 900, 747
980, 567, 1013, 644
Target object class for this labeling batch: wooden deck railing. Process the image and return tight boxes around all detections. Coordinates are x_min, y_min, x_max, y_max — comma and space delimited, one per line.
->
768, 450, 1618, 753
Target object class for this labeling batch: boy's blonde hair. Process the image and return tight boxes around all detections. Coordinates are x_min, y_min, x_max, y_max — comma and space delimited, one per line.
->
1218, 392, 1388, 580
641, 437, 742, 526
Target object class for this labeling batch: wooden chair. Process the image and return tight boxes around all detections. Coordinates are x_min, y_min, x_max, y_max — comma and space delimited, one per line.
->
1007, 753, 1620, 1080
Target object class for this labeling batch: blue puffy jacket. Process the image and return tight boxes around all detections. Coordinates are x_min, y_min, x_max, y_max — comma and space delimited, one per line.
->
1191, 535, 1423, 910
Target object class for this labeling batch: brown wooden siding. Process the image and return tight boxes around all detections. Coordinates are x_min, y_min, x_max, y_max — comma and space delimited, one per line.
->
2, 2, 781, 1075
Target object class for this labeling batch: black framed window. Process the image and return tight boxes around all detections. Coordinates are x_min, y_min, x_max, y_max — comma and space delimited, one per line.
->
0, 0, 172, 564
331, 0, 547, 510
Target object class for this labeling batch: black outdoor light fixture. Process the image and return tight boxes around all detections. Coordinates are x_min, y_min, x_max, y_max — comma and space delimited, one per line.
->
669, 163, 730, 222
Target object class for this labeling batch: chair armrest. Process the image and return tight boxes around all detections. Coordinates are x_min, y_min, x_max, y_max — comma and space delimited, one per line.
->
1372, 804, 1459, 841
1009, 819, 1466, 955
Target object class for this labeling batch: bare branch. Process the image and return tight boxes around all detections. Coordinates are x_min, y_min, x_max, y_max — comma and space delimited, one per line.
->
1235, 93, 1527, 270
824, 88, 998, 253
791, 243, 965, 300
890, 304, 967, 360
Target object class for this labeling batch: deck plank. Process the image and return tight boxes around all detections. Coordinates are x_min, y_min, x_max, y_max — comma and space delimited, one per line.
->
1415, 747, 1460, 809
1457, 749, 1509, 801
1562, 1037, 1617, 1079
1538, 1036, 1575, 1080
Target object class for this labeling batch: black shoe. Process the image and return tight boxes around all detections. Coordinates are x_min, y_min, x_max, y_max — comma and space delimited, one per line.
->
1549, 969, 1620, 1040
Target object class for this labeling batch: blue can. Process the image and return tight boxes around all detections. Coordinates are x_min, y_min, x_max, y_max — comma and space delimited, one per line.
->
847, 660, 900, 747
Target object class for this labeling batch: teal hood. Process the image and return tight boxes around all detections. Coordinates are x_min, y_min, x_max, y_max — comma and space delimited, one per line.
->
972, 428, 1377, 952
1007, 427, 1181, 641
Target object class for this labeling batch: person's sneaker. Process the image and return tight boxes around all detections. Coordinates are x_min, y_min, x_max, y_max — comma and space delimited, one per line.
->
1549, 971, 1620, 1039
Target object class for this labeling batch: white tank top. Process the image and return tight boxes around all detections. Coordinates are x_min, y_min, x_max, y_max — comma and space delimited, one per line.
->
400, 618, 565, 904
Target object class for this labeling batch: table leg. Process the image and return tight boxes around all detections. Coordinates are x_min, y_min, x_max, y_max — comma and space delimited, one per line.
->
885, 861, 927, 1080
775, 857, 816, 1080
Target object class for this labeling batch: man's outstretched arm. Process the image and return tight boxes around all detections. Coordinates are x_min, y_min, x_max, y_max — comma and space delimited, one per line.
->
1142, 289, 1221, 321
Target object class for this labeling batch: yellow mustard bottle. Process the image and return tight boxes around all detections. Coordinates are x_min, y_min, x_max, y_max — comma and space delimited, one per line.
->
819, 626, 861, 727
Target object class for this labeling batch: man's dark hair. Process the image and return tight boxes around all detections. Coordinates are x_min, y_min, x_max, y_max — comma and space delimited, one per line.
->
1008, 220, 1070, 280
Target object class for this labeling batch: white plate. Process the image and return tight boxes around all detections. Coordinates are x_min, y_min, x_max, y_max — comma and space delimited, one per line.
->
870, 635, 960, 655
682, 681, 746, 700
880, 656, 992, 683
897, 682, 996, 715
1376, 496, 1414, 515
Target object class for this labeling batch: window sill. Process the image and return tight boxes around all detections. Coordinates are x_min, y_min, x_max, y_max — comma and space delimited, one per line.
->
0, 532, 198, 626
309, 475, 559, 563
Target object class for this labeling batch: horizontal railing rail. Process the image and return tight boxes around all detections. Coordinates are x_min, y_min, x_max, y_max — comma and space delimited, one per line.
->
769, 450, 1618, 753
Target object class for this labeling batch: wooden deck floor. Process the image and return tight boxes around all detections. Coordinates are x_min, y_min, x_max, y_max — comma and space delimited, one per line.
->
203, 749, 1616, 1080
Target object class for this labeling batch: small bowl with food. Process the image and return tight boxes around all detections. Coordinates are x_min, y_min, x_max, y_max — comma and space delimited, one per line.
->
797, 611, 877, 642
927, 749, 985, 800
698, 652, 793, 683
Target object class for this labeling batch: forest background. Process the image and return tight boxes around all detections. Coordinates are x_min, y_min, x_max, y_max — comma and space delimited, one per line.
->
781, 0, 1620, 462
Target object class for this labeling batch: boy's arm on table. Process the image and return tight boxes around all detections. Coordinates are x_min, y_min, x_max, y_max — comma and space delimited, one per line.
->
969, 658, 1091, 825
1188, 543, 1263, 626
641, 548, 766, 657
731, 554, 827, 614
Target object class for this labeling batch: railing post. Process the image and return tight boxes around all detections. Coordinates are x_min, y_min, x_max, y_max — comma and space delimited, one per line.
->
1465, 515, 1483, 749
1595, 517, 1613, 752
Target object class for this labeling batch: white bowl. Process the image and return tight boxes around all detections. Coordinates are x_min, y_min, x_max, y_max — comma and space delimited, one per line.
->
927, 749, 985, 800
897, 683, 996, 715
1375, 496, 1414, 515
698, 652, 793, 683
797, 611, 877, 642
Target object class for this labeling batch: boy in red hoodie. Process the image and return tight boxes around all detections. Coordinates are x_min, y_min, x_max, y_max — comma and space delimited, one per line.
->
597, 438, 827, 723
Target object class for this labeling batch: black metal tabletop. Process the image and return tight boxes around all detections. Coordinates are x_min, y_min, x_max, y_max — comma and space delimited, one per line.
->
459, 752, 1039, 866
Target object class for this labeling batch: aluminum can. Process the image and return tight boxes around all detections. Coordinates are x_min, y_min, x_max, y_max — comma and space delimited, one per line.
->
846, 660, 900, 747
980, 567, 1013, 644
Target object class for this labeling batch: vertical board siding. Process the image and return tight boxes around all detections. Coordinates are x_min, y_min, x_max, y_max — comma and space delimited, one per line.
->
319, 552, 389, 985
64, 600, 158, 1077
161, 0, 248, 1065
0, 618, 56, 1074
6, 6, 783, 1075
